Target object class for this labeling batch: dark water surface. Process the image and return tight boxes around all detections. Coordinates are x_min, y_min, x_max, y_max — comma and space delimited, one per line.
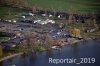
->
0, 40, 100, 66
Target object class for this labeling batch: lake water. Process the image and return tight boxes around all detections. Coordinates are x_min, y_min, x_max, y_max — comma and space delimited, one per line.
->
0, 40, 100, 66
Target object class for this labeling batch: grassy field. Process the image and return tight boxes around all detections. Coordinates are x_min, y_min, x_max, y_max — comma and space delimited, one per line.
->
26, 0, 100, 13
0, 6, 28, 18
0, 0, 100, 16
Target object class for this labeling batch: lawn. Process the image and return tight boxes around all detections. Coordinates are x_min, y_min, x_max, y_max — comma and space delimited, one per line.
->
0, 6, 28, 18
0, 37, 10, 42
26, 0, 100, 13
0, 0, 99, 17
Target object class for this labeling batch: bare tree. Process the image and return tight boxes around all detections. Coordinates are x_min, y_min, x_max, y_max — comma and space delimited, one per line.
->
0, 45, 3, 57
68, 13, 73, 24
32, 6, 37, 13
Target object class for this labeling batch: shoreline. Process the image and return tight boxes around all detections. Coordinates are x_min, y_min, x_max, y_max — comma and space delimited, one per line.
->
0, 36, 99, 62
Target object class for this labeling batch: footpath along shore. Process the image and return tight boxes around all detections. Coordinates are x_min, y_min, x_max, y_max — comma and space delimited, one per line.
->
0, 52, 23, 62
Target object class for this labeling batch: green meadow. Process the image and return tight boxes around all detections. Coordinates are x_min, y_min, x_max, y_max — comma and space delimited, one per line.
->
0, 37, 10, 42
0, 0, 100, 17
0, 0, 100, 15
26, 0, 100, 13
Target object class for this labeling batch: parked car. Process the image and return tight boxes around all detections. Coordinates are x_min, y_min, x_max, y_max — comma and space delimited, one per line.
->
20, 20, 33, 23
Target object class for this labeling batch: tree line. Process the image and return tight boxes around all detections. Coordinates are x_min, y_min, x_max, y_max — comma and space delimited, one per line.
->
0, 0, 29, 8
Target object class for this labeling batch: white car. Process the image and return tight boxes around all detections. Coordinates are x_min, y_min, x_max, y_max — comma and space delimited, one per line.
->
39, 21, 47, 25
8, 20, 12, 22
49, 14, 53, 17
34, 19, 41, 23
41, 14, 46, 16
29, 13, 34, 16
13, 20, 17, 23
58, 15, 61, 18
21, 16, 25, 18
46, 19, 55, 24
57, 32, 61, 35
